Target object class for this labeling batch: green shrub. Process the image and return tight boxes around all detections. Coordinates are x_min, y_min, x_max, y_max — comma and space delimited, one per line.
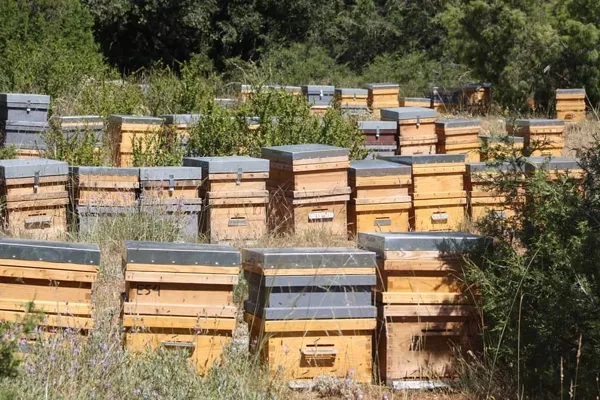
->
43, 120, 107, 166
132, 126, 185, 167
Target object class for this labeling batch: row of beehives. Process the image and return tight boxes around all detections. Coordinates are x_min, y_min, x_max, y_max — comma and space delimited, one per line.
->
1, 232, 488, 385
0, 147, 583, 242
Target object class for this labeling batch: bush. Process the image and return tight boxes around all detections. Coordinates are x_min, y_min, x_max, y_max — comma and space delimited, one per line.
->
43, 121, 107, 166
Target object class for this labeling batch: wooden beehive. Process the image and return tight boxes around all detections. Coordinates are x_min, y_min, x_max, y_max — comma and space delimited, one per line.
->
183, 156, 269, 243
0, 93, 50, 123
58, 116, 103, 142
161, 114, 200, 142
514, 119, 564, 157
358, 231, 486, 384
262, 144, 350, 236
524, 157, 584, 181
107, 115, 163, 167
0, 237, 99, 331
399, 97, 431, 108
383, 154, 467, 232
348, 160, 412, 235
364, 83, 399, 117
480, 134, 524, 161
238, 84, 255, 102
302, 85, 335, 115
243, 247, 377, 383
123, 240, 240, 374
0, 159, 68, 239
460, 83, 492, 113
436, 119, 481, 162
381, 107, 438, 155
335, 88, 369, 108
555, 89, 586, 121
1, 121, 47, 159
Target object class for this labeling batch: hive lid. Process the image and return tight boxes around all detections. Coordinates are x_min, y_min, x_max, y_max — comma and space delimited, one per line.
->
436, 118, 481, 128
214, 98, 237, 108
461, 82, 492, 89
362, 83, 399, 90
358, 232, 488, 254
364, 145, 397, 151
381, 154, 465, 165
69, 166, 140, 176
349, 160, 411, 177
125, 240, 240, 266
57, 116, 103, 124
0, 237, 100, 265
301, 85, 335, 94
139, 167, 202, 181
356, 120, 397, 131
380, 107, 438, 120
466, 162, 514, 173
0, 158, 68, 179
183, 156, 269, 174
238, 84, 255, 92
242, 247, 376, 270
525, 157, 581, 172
0, 93, 50, 107
109, 115, 163, 125
2, 121, 48, 132
284, 86, 302, 93
479, 134, 524, 144
556, 88, 585, 95
401, 97, 431, 102
161, 114, 201, 125
261, 144, 349, 162
515, 119, 565, 127
335, 88, 368, 96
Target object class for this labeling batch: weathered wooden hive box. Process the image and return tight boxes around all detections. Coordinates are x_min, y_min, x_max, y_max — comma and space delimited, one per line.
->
1, 121, 47, 158
514, 119, 564, 157
358, 231, 485, 384
139, 167, 202, 239
57, 116, 104, 149
356, 120, 397, 159
399, 97, 431, 108
183, 156, 269, 243
69, 166, 140, 233
348, 160, 412, 235
524, 157, 584, 180
480, 134, 524, 161
381, 107, 438, 155
363, 83, 399, 117
555, 88, 585, 121
335, 88, 368, 108
436, 119, 481, 162
0, 93, 50, 123
107, 115, 163, 167
0, 237, 100, 331
243, 247, 377, 383
302, 85, 335, 115
429, 87, 459, 112
262, 144, 350, 236
460, 83, 492, 111
0, 158, 68, 239
383, 154, 467, 231
123, 240, 240, 374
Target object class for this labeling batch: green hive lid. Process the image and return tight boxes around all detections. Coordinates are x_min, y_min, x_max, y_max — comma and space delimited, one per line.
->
436, 118, 481, 128
0, 237, 100, 265
349, 160, 411, 177
380, 107, 438, 120
0, 158, 68, 179
242, 247, 376, 270
69, 166, 140, 176
381, 154, 465, 165
109, 115, 163, 125
139, 167, 202, 181
261, 144, 349, 162
125, 240, 240, 266
183, 156, 269, 174
525, 157, 581, 172
515, 119, 565, 127
358, 232, 488, 254
363, 83, 399, 90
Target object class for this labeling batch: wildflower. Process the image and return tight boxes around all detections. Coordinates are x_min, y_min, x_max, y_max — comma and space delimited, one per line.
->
133, 388, 141, 396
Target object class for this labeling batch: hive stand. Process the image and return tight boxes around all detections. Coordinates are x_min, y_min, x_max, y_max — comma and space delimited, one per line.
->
302, 85, 335, 115
381, 107, 438, 155
435, 119, 482, 162
123, 241, 240, 374
107, 115, 163, 167
514, 119, 564, 158
364, 83, 400, 118
555, 89, 586, 122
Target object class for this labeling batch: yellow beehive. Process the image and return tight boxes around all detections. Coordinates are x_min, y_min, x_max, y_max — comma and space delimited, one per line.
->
364, 83, 400, 117
381, 107, 438, 155
555, 89, 586, 121
436, 119, 481, 162
107, 115, 163, 167
514, 119, 564, 158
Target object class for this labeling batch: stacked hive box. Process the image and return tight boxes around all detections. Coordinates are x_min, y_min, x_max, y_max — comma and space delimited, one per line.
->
139, 167, 202, 239
0, 159, 68, 239
514, 119, 564, 157
399, 97, 431, 108
460, 83, 492, 113
381, 107, 438, 155
0, 93, 50, 158
302, 85, 335, 115
244, 247, 377, 383
334, 88, 369, 116
429, 87, 459, 112
480, 134, 524, 161
2, 121, 47, 158
555, 89, 586, 121
383, 154, 467, 232
57, 116, 104, 150
262, 144, 350, 236
123, 240, 239, 374
348, 160, 412, 235
357, 120, 398, 159
436, 119, 482, 162
107, 115, 163, 167
364, 83, 399, 118
0, 238, 100, 333
183, 156, 269, 243
358, 232, 484, 385
69, 167, 139, 233
161, 114, 200, 145
524, 157, 584, 180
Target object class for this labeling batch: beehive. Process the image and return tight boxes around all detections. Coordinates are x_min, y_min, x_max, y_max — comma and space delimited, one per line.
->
383, 154, 467, 232
1, 121, 47, 158
262, 144, 350, 236
399, 97, 431, 108
161, 114, 200, 144
57, 116, 103, 144
107, 115, 163, 167
555, 89, 586, 121
123, 240, 240, 374
238, 84, 255, 102
0, 93, 50, 123
302, 85, 335, 115
214, 98, 237, 109
358, 232, 485, 383
0, 159, 68, 239
381, 107, 438, 155
364, 83, 399, 117
436, 119, 481, 162
348, 160, 412, 235
480, 134, 524, 161
183, 156, 269, 243
460, 83, 492, 112
357, 120, 397, 147
335, 88, 369, 109
283, 86, 302, 96
0, 237, 99, 331
139, 167, 202, 239
514, 119, 564, 157
429, 87, 459, 112
244, 247, 377, 383
524, 157, 584, 180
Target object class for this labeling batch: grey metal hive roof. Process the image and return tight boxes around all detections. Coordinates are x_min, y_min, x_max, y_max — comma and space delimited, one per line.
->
242, 247, 376, 270
466, 162, 514, 173
556, 89, 585, 95
160, 114, 201, 125
124, 240, 240, 266
261, 144, 349, 162
69, 166, 140, 176
109, 115, 162, 125
0, 237, 100, 265
515, 119, 565, 127
183, 156, 269, 174
0, 93, 50, 106
402, 97, 431, 102
349, 159, 411, 177
57, 116, 103, 124
525, 157, 581, 172
479, 134, 524, 144
214, 98, 237, 108
301, 85, 335, 93
0, 158, 68, 179
356, 120, 397, 131
381, 154, 465, 165
139, 167, 202, 181
380, 107, 438, 120
335, 88, 368, 96
436, 119, 481, 128
358, 232, 488, 254
362, 83, 399, 90
284, 86, 302, 93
